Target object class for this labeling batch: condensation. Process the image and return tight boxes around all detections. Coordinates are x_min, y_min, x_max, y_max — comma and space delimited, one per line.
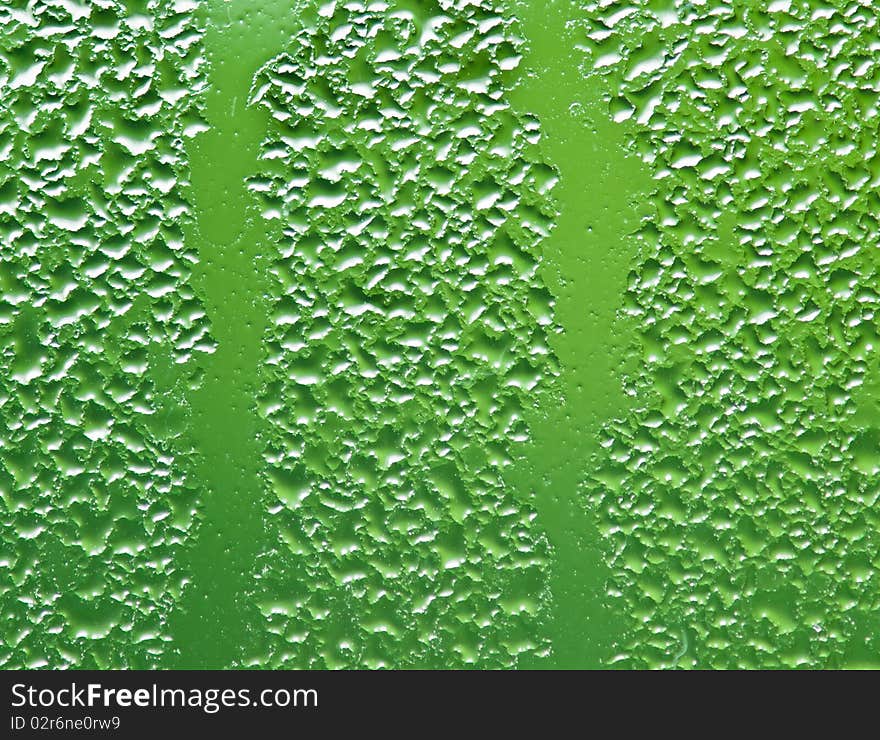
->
583, 0, 880, 668
244, 0, 559, 668
0, 0, 212, 668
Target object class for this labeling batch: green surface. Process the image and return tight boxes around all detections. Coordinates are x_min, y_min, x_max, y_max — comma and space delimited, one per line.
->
2, 0, 879, 669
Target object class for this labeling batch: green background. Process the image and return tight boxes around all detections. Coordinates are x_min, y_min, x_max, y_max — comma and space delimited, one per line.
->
3, 0, 878, 669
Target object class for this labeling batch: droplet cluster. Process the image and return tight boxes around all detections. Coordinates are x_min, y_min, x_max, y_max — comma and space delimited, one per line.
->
245, 0, 558, 668
583, 0, 880, 667
0, 0, 211, 668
